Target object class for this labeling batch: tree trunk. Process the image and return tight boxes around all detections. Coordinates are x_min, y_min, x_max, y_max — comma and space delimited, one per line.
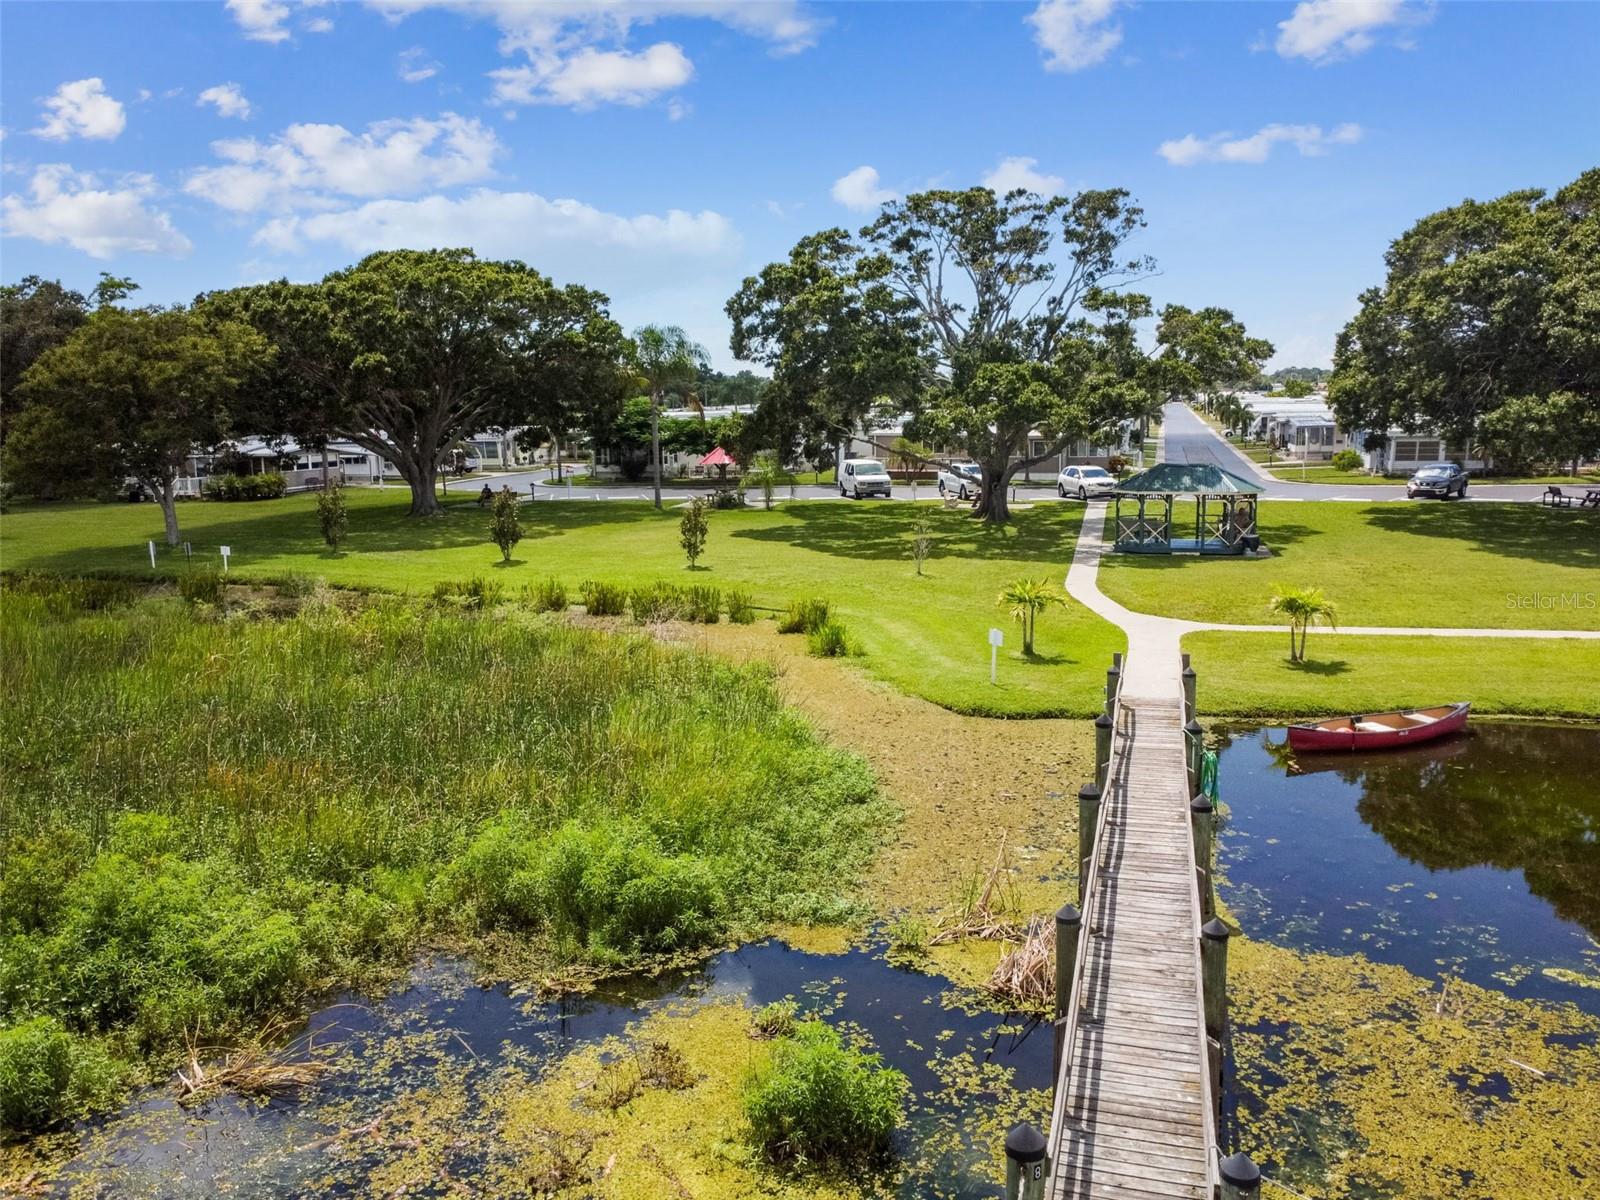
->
974, 460, 1015, 524
650, 392, 663, 510
396, 456, 442, 517
158, 477, 181, 546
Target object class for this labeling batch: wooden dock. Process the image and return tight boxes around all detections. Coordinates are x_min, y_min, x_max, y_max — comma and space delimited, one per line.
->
1045, 684, 1217, 1199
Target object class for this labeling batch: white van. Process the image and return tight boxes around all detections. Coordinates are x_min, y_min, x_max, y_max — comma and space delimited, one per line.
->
839, 458, 892, 499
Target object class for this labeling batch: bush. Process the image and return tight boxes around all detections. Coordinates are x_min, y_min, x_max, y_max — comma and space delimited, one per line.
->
778, 597, 830, 635
1330, 448, 1364, 472
725, 588, 756, 624
0, 1016, 73, 1129
807, 619, 850, 658
525, 577, 569, 612
431, 577, 504, 610
579, 580, 627, 616
685, 585, 721, 624
630, 581, 687, 623
708, 486, 745, 510
680, 497, 709, 567
203, 472, 287, 501
177, 567, 224, 606
317, 483, 348, 548
489, 486, 522, 562
743, 1021, 906, 1164
276, 572, 316, 599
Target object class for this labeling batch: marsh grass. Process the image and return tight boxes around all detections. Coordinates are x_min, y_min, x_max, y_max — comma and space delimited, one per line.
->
0, 577, 887, 1125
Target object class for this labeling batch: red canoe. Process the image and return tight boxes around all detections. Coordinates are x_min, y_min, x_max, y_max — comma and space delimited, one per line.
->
1287, 703, 1471, 753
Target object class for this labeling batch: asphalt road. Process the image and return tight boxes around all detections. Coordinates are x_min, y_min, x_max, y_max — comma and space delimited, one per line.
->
1160, 403, 1557, 502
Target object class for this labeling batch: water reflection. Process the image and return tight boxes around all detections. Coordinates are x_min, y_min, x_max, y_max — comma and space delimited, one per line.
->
1215, 721, 1600, 1010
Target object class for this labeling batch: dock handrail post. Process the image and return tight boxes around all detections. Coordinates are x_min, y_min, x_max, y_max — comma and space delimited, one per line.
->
1053, 903, 1081, 1078
1219, 1151, 1261, 1200
1077, 783, 1102, 905
1181, 656, 1197, 721
1183, 718, 1204, 795
1104, 655, 1121, 717
1201, 918, 1230, 1039
1004, 1123, 1049, 1200
1190, 793, 1216, 920
1093, 712, 1113, 787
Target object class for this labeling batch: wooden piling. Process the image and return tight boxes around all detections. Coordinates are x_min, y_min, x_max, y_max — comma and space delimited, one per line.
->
1093, 713, 1113, 786
1190, 793, 1215, 919
1004, 1123, 1049, 1200
1104, 657, 1121, 717
1219, 1151, 1261, 1200
1077, 783, 1101, 906
1201, 917, 1230, 1041
1183, 718, 1204, 795
1053, 904, 1081, 1077
1181, 656, 1197, 720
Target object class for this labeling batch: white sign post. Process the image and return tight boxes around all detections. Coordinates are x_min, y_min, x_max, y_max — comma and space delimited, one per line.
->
988, 627, 1003, 684
147, 540, 156, 569
220, 545, 231, 573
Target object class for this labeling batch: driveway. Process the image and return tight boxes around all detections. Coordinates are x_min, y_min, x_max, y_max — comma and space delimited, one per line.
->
1160, 404, 1557, 503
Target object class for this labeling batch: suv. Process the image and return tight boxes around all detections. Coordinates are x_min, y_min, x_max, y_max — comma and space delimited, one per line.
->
937, 461, 983, 500
1406, 462, 1468, 499
1058, 464, 1117, 499
839, 458, 892, 499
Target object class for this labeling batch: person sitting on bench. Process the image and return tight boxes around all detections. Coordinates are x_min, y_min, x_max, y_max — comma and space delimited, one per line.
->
477, 483, 495, 507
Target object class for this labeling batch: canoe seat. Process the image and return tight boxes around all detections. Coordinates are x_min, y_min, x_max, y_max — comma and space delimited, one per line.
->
1356, 721, 1395, 732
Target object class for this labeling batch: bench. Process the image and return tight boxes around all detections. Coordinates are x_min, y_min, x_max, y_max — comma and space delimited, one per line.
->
1543, 486, 1575, 508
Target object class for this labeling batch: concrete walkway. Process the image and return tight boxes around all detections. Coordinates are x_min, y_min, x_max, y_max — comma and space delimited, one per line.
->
1066, 502, 1600, 695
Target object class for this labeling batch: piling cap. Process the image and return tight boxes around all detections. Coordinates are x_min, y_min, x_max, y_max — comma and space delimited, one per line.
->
1184, 719, 1204, 736
1004, 1121, 1048, 1165
1055, 902, 1082, 927
1202, 917, 1231, 941
1190, 794, 1214, 814
1181, 664, 1197, 679
1093, 712, 1113, 729
1077, 782, 1102, 801
1219, 1151, 1261, 1188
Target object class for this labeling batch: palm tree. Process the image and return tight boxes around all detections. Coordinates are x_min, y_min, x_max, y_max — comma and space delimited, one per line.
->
632, 325, 709, 510
998, 577, 1064, 656
1267, 584, 1339, 662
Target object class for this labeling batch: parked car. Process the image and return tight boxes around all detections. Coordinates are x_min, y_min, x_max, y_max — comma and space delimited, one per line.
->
1057, 464, 1117, 499
1406, 462, 1468, 499
839, 458, 892, 499
937, 461, 983, 500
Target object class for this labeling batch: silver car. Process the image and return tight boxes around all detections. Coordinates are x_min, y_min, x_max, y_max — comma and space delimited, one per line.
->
937, 461, 983, 500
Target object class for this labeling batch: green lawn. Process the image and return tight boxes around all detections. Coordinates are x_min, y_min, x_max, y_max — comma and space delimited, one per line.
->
1184, 630, 1600, 718
1100, 500, 1600, 631
0, 492, 1122, 717
1262, 464, 1600, 486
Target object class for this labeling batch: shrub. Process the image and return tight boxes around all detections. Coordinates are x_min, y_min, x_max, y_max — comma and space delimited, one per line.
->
1331, 448, 1364, 472
752, 1000, 799, 1040
0, 1016, 73, 1129
276, 572, 316, 599
203, 472, 287, 501
432, 577, 504, 610
708, 487, 745, 510
579, 580, 627, 616
177, 567, 225, 606
778, 597, 830, 635
910, 519, 932, 576
685, 585, 721, 624
743, 1021, 906, 1164
725, 588, 756, 624
630, 581, 686, 623
807, 619, 850, 658
680, 497, 709, 567
317, 483, 348, 548
997, 577, 1063, 656
489, 487, 522, 562
525, 577, 569, 612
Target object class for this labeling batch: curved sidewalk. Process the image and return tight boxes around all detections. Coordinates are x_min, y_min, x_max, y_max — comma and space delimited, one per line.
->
1066, 501, 1600, 700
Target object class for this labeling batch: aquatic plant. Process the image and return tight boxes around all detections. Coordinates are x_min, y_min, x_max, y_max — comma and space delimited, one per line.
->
742, 1020, 907, 1165
578, 579, 627, 616
752, 999, 800, 1040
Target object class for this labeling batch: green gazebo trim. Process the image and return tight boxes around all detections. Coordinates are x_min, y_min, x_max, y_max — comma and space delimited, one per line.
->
1112, 462, 1262, 555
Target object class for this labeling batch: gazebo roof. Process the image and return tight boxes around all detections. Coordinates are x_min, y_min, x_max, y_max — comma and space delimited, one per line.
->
698, 446, 735, 468
1115, 462, 1262, 495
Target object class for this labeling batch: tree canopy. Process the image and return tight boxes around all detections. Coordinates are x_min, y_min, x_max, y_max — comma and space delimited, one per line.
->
1329, 168, 1600, 472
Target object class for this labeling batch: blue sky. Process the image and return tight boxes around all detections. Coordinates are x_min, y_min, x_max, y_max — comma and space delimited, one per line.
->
3, 1, 1597, 370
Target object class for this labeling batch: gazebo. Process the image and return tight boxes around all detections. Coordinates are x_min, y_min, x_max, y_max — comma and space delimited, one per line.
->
1111, 462, 1262, 555
698, 446, 735, 479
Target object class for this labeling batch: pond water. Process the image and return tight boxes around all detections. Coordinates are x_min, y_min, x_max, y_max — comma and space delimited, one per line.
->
1213, 720, 1600, 1012
32, 941, 1050, 1199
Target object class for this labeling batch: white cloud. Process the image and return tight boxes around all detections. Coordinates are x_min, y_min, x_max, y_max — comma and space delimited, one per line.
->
198, 83, 253, 120
665, 97, 690, 121
399, 47, 441, 83
1027, 0, 1124, 73
490, 42, 692, 108
982, 155, 1065, 195
1158, 123, 1363, 166
1275, 0, 1432, 64
33, 78, 126, 142
227, 0, 333, 44
831, 165, 895, 212
1, 164, 191, 258
371, 2, 821, 108
184, 113, 501, 213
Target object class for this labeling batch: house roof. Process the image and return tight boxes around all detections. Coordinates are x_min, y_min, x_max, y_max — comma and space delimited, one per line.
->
1116, 462, 1262, 495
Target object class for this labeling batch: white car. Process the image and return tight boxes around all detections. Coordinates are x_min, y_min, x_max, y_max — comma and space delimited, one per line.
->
1057, 464, 1117, 499
937, 461, 983, 500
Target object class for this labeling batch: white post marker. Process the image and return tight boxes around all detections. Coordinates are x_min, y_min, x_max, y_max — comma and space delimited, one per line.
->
989, 627, 1004, 684
148, 540, 157, 569
220, 545, 231, 573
